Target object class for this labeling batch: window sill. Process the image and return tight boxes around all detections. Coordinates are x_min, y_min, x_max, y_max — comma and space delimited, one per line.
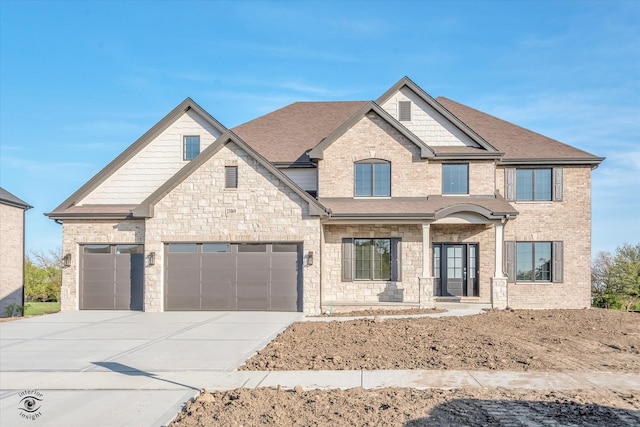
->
514, 281, 553, 285
353, 196, 392, 200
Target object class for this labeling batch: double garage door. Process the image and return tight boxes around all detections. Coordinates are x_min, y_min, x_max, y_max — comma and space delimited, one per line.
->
165, 242, 302, 312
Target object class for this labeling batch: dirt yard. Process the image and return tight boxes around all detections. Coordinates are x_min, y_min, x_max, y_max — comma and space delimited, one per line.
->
241, 309, 640, 371
171, 309, 640, 426
171, 388, 640, 426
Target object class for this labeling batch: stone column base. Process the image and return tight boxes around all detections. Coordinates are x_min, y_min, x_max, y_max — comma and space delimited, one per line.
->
419, 277, 435, 309
491, 277, 508, 309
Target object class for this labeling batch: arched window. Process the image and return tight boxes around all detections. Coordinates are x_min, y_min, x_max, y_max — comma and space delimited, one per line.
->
354, 159, 391, 197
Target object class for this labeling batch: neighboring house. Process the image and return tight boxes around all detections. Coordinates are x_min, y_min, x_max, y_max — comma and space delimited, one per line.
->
0, 187, 32, 317
46, 77, 604, 314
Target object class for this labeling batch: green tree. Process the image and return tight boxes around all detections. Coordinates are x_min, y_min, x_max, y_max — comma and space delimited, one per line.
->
592, 243, 640, 311
24, 249, 62, 302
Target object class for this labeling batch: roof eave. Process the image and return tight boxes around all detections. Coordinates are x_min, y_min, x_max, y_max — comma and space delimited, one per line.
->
499, 157, 605, 166
434, 152, 504, 160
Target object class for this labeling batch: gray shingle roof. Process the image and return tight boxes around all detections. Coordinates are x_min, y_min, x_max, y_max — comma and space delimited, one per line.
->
0, 187, 32, 209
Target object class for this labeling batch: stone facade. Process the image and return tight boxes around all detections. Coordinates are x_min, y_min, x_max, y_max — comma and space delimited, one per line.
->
322, 224, 423, 311
0, 203, 26, 316
145, 142, 322, 314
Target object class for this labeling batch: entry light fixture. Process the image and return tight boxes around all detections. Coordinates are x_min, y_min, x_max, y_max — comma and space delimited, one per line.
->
147, 252, 156, 266
307, 251, 314, 266
62, 253, 71, 268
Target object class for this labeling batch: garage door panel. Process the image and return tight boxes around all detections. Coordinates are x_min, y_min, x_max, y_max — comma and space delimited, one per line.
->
83, 255, 114, 270
166, 243, 301, 312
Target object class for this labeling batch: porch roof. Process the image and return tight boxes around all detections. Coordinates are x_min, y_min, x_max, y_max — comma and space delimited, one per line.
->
319, 195, 518, 221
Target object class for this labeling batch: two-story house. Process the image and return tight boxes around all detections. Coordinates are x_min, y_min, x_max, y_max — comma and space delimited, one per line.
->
46, 77, 603, 314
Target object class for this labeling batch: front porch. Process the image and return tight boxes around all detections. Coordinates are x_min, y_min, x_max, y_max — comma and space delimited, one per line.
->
318, 199, 516, 314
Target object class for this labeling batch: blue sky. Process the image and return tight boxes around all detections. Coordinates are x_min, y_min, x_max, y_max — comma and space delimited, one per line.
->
1, 0, 638, 256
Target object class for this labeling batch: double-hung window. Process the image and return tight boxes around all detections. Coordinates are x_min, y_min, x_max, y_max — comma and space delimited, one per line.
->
183, 136, 200, 160
342, 238, 401, 282
442, 163, 469, 194
354, 160, 391, 197
505, 241, 563, 283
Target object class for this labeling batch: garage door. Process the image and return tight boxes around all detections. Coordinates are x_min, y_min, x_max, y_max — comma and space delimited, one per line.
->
80, 244, 144, 310
165, 242, 302, 311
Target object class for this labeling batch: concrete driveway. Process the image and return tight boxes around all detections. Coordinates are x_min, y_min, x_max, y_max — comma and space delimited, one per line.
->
0, 310, 301, 426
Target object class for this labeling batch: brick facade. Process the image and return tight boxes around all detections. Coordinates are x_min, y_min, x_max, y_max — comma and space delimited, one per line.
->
0, 203, 26, 316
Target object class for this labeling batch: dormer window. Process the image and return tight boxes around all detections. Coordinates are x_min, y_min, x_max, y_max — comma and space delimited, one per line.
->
183, 136, 200, 160
355, 160, 391, 197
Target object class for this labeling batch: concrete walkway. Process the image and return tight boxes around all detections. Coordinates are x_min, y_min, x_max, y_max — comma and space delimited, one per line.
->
3, 308, 638, 426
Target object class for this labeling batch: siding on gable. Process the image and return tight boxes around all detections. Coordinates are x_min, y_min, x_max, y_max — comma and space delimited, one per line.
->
79, 110, 223, 205
281, 168, 318, 192
380, 87, 480, 147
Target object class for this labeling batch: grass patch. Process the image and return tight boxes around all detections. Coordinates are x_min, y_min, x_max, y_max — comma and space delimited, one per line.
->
25, 301, 60, 316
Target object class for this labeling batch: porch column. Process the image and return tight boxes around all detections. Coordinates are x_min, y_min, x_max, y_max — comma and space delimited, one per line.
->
419, 222, 435, 308
422, 223, 430, 277
494, 221, 505, 277
492, 221, 508, 309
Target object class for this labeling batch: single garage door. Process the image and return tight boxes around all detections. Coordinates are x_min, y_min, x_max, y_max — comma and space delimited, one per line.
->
80, 244, 144, 310
165, 242, 302, 312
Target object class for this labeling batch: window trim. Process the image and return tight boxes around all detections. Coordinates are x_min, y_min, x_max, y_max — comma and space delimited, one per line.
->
342, 237, 401, 282
183, 135, 201, 161
505, 167, 563, 202
505, 240, 563, 283
442, 163, 469, 195
353, 159, 391, 198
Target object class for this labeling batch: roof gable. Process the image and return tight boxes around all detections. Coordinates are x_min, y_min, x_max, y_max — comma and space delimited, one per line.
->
48, 98, 228, 215
377, 76, 499, 153
133, 131, 328, 218
308, 101, 435, 160
233, 101, 367, 165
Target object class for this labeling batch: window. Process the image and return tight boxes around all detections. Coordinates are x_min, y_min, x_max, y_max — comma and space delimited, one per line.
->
505, 241, 563, 283
183, 136, 200, 160
505, 168, 562, 202
342, 238, 401, 281
399, 101, 411, 121
225, 166, 238, 189
354, 160, 391, 197
516, 169, 551, 201
442, 163, 468, 194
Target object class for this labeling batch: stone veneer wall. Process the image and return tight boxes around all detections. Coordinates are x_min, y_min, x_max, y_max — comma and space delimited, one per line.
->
498, 166, 593, 309
430, 223, 495, 302
0, 203, 25, 316
144, 142, 322, 314
322, 224, 423, 308
60, 220, 145, 311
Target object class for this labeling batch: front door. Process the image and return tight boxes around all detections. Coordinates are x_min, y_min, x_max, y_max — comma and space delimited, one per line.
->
434, 243, 479, 297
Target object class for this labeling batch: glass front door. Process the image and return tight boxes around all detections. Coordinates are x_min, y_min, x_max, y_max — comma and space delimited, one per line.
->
433, 243, 479, 297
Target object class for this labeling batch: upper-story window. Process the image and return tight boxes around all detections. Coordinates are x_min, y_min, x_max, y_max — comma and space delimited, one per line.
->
442, 163, 469, 194
354, 160, 391, 197
183, 136, 200, 160
506, 167, 562, 202
516, 168, 551, 201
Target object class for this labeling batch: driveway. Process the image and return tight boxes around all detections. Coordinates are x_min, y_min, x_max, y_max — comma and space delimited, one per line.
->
0, 310, 301, 426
